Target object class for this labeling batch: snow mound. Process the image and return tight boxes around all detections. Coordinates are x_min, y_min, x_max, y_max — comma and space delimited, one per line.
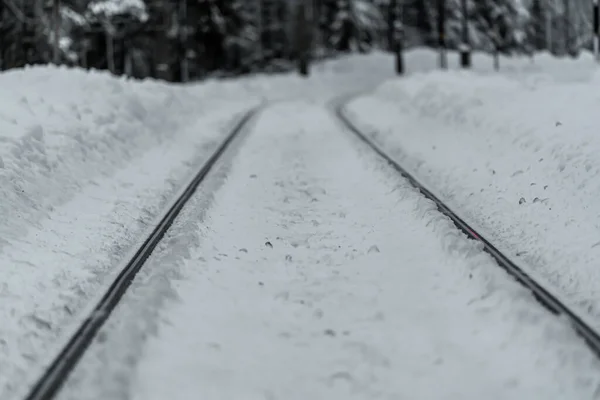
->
0, 65, 247, 252
0, 52, 396, 399
346, 54, 600, 330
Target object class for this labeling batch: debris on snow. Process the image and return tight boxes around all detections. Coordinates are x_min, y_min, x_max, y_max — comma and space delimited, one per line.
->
368, 245, 380, 253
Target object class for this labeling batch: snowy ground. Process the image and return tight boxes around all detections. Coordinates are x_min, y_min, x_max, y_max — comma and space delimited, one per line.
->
57, 102, 600, 400
0, 67, 259, 398
4, 49, 600, 399
344, 50, 600, 332
0, 55, 396, 400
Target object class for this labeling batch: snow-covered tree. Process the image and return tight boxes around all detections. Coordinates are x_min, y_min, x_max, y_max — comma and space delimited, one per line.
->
4, 0, 594, 79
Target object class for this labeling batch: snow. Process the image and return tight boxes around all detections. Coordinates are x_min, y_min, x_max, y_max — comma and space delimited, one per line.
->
0, 66, 259, 399
345, 49, 600, 331
61, 7, 88, 27
0, 53, 398, 400
4, 48, 600, 399
57, 102, 600, 400
86, 0, 148, 22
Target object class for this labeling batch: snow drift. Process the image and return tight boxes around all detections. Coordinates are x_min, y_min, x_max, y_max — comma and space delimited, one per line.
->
0, 65, 258, 399
346, 55, 600, 332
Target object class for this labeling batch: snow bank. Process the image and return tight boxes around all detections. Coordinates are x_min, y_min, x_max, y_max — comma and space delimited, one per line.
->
0, 66, 241, 247
0, 53, 398, 399
376, 47, 597, 82
346, 55, 600, 330
0, 65, 258, 399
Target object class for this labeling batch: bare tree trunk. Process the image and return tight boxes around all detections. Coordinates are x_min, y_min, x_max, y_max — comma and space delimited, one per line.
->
81, 45, 87, 69
52, 0, 60, 64
312, 0, 321, 57
564, 0, 570, 55
257, 0, 263, 67
493, 27, 500, 71
106, 32, 115, 73
123, 39, 132, 76
595, 0, 599, 61
388, 0, 396, 51
437, 0, 447, 69
0, 0, 4, 70
392, 0, 404, 75
459, 0, 470, 68
546, 8, 552, 53
154, 2, 171, 81
293, 1, 312, 76
179, 0, 189, 81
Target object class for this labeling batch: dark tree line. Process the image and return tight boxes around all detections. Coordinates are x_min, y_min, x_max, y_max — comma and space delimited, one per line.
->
0, 0, 594, 81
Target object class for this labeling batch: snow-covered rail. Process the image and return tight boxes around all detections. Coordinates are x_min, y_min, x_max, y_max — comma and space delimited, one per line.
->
334, 101, 600, 360
20, 107, 262, 400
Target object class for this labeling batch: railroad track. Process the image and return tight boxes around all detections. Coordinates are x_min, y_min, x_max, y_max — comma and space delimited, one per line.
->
19, 107, 261, 400
333, 98, 600, 359
15, 98, 600, 400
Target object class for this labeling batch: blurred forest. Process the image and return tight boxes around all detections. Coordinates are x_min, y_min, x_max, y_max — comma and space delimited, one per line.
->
0, 0, 595, 81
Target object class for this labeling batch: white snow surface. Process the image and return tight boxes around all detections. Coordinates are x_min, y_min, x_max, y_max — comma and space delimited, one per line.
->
57, 102, 600, 400
4, 49, 600, 399
0, 54, 398, 400
0, 65, 258, 399
345, 50, 600, 331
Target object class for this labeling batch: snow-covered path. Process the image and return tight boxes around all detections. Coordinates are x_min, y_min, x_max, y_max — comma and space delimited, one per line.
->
58, 102, 600, 400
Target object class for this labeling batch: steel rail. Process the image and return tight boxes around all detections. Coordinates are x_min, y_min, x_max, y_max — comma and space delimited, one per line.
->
335, 101, 600, 359
22, 107, 261, 400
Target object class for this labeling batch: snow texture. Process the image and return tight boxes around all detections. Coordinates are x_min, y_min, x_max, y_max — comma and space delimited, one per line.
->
346, 49, 600, 332
4, 48, 600, 399
0, 65, 258, 399
0, 53, 397, 400
57, 102, 600, 400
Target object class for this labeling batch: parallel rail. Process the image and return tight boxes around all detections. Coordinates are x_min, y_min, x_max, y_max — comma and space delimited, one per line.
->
20, 99, 600, 400
22, 107, 261, 400
334, 101, 600, 359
